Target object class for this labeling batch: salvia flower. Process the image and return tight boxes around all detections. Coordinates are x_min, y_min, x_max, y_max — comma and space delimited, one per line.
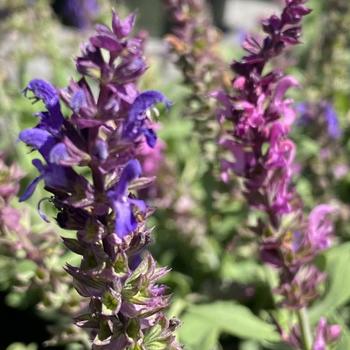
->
19, 11, 181, 350
163, 0, 234, 252
216, 0, 340, 347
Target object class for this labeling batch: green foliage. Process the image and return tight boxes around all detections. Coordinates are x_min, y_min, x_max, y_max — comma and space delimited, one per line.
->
311, 243, 350, 322
0, 0, 350, 349
6, 344, 37, 350
178, 301, 280, 349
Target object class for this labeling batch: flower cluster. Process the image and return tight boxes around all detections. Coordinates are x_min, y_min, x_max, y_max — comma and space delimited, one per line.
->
165, 0, 230, 150
215, 1, 340, 348
19, 12, 181, 350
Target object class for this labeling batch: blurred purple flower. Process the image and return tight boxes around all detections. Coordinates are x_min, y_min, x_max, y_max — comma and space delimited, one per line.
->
313, 318, 341, 350
296, 101, 342, 139
52, 0, 99, 29
324, 103, 341, 139
307, 204, 334, 252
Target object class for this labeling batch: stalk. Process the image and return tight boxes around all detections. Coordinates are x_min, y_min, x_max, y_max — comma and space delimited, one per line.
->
297, 307, 313, 350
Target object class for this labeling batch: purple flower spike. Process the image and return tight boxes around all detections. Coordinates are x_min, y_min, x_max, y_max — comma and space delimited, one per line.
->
216, 0, 340, 348
165, 0, 230, 156
18, 10, 181, 349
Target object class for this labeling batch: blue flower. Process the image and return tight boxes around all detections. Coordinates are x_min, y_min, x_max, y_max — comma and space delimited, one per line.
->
19, 159, 81, 202
24, 79, 59, 108
19, 128, 56, 161
107, 159, 146, 238
122, 91, 171, 148
295, 102, 310, 126
20, 79, 65, 161
324, 103, 341, 139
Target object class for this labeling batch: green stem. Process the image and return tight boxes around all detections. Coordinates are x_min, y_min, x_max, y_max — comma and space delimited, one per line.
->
297, 307, 313, 350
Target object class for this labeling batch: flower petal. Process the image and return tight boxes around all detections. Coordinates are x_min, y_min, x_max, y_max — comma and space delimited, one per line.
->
114, 159, 142, 196
114, 200, 136, 238
49, 142, 69, 164
128, 90, 172, 121
129, 198, 147, 213
19, 175, 43, 202
112, 11, 136, 38
19, 128, 53, 150
70, 89, 86, 112
24, 79, 59, 108
143, 128, 157, 148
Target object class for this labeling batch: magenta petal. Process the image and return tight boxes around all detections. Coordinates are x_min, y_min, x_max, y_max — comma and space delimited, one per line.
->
274, 76, 299, 103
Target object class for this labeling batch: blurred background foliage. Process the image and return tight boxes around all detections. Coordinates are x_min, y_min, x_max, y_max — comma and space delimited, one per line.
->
0, 0, 350, 349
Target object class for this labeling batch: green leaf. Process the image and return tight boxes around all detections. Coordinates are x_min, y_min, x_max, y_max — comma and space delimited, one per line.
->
310, 243, 350, 323
179, 301, 280, 349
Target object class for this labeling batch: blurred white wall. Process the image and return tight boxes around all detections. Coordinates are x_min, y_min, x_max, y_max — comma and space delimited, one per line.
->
223, 0, 281, 30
